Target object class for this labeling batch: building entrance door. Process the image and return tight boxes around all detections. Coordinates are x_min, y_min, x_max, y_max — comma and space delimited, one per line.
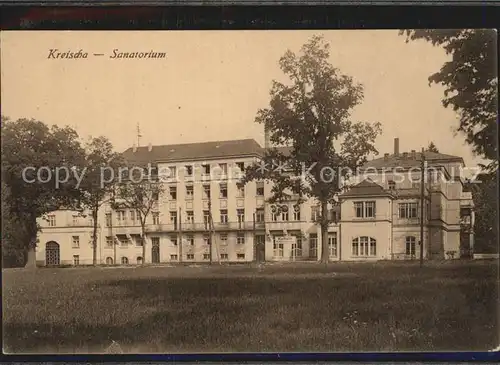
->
152, 241, 160, 263
46, 241, 60, 266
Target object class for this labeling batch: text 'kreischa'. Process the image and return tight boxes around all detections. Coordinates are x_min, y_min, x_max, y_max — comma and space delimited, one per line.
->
47, 49, 167, 59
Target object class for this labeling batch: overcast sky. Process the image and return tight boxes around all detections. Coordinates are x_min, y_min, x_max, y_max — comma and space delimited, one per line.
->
0, 30, 486, 168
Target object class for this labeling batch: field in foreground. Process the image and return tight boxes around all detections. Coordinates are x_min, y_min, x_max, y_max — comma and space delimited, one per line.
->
2, 260, 498, 353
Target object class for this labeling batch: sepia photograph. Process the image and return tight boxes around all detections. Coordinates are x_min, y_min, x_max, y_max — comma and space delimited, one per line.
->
1, 29, 498, 354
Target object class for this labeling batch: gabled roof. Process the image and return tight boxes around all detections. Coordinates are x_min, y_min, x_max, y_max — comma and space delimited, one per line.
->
122, 139, 264, 164
362, 151, 464, 170
340, 179, 393, 199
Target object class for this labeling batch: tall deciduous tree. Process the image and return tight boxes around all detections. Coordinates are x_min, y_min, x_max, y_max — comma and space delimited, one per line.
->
240, 35, 382, 263
1, 117, 86, 267
80, 136, 124, 266
112, 171, 164, 264
400, 30, 498, 171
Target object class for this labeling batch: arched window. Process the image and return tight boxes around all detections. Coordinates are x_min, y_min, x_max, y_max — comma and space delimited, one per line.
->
137, 256, 143, 265
352, 236, 376, 257
121, 257, 129, 265
405, 236, 417, 256
106, 257, 113, 265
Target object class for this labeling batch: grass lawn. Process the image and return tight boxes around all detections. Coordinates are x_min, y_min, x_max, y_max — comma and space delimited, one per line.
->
2, 260, 498, 353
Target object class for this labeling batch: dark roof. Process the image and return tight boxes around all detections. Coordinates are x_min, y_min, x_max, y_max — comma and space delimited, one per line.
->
362, 151, 464, 170
340, 179, 393, 199
122, 139, 264, 164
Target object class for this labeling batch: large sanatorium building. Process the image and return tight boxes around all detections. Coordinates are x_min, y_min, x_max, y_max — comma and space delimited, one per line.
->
36, 137, 475, 266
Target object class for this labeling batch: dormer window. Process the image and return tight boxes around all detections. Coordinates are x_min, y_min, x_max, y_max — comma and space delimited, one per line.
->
388, 180, 396, 190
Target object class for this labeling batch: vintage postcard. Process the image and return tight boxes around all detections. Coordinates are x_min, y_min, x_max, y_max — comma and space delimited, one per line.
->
1, 29, 498, 354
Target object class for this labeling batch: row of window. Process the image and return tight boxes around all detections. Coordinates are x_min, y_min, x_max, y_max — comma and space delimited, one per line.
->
312, 233, 338, 257
70, 233, 255, 248
162, 162, 246, 179
70, 234, 418, 258
104, 232, 251, 248
350, 236, 418, 257
72, 255, 143, 265
48, 202, 418, 229
354, 201, 376, 218
170, 253, 245, 261
165, 183, 250, 201
354, 201, 420, 219
50, 209, 334, 228
147, 180, 266, 202
275, 235, 375, 257
100, 253, 246, 265
105, 207, 340, 227
272, 233, 339, 258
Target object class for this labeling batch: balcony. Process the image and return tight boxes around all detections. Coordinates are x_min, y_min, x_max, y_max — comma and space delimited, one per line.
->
265, 220, 306, 232
146, 223, 178, 232
213, 221, 261, 230
182, 222, 210, 231
254, 221, 266, 229
145, 221, 267, 233
112, 225, 142, 236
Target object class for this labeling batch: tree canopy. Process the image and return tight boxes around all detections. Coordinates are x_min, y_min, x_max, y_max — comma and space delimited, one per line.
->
1, 117, 87, 266
401, 30, 498, 254
400, 30, 497, 171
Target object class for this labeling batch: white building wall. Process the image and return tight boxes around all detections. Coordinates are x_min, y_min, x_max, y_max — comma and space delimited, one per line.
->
339, 196, 393, 261
340, 221, 392, 261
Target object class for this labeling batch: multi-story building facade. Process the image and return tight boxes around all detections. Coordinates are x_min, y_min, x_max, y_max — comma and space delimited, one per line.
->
340, 138, 475, 261
36, 137, 474, 266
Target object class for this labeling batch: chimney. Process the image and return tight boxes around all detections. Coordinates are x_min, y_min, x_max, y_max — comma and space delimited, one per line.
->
394, 138, 399, 156
411, 149, 416, 159
264, 124, 271, 149
132, 145, 137, 153
384, 153, 389, 161
148, 143, 153, 152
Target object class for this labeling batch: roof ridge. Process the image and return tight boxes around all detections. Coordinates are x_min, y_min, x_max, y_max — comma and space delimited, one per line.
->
356, 178, 384, 187
121, 138, 265, 162
123, 138, 262, 153
374, 151, 463, 160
